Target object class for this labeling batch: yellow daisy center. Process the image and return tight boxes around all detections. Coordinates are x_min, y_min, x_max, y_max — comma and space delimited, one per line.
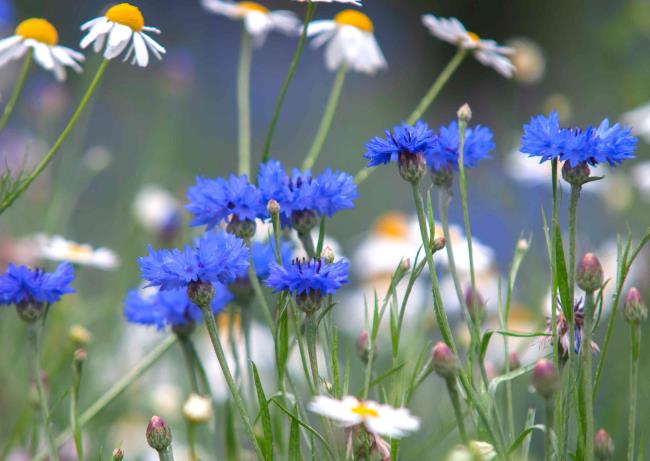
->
334, 10, 374, 33
105, 3, 145, 32
467, 31, 480, 43
351, 402, 379, 418
15, 18, 59, 46
238, 1, 270, 14
373, 212, 408, 239
66, 243, 92, 258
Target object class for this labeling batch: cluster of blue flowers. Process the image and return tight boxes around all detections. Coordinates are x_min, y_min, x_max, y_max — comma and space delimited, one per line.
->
364, 119, 494, 172
0, 263, 75, 306
520, 111, 637, 167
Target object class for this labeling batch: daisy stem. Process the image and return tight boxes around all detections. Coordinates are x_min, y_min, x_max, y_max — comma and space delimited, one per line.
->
198, 302, 264, 460
261, 0, 315, 163
237, 29, 253, 177
187, 422, 197, 461
302, 64, 348, 170
27, 323, 60, 461
445, 377, 468, 445
582, 290, 596, 461
0, 50, 32, 132
627, 325, 640, 461
354, 48, 467, 185
0, 58, 109, 214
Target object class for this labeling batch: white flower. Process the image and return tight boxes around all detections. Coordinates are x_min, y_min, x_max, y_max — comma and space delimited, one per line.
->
308, 10, 387, 75
0, 18, 84, 81
294, 0, 362, 5
621, 102, 650, 144
446, 441, 496, 461
505, 37, 545, 84
201, 1, 300, 46
632, 160, 650, 201
421, 14, 514, 78
132, 185, 182, 236
308, 395, 420, 438
80, 3, 165, 67
182, 393, 213, 424
33, 234, 120, 270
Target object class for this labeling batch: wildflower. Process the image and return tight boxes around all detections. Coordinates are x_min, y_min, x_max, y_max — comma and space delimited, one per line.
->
146, 416, 172, 452
621, 101, 650, 144
506, 37, 546, 84
0, 262, 75, 322
0, 18, 84, 81
421, 14, 514, 78
266, 256, 349, 311
69, 324, 93, 345
112, 448, 124, 461
33, 234, 120, 270
308, 10, 386, 75
427, 120, 494, 172
138, 232, 249, 291
623, 287, 647, 325
251, 239, 293, 280
81, 3, 165, 67
446, 441, 496, 461
182, 394, 213, 424
294, 0, 362, 5
132, 185, 182, 241
124, 284, 232, 330
432, 341, 458, 379
576, 253, 604, 292
594, 428, 615, 461
308, 395, 420, 438
532, 358, 559, 399
544, 299, 599, 357
201, 1, 299, 45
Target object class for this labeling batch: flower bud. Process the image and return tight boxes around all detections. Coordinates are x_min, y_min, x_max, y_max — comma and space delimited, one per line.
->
517, 238, 530, 251
623, 287, 647, 324
431, 164, 454, 189
226, 216, 256, 240
69, 325, 93, 345
16, 301, 46, 323
457, 103, 472, 124
464, 287, 486, 323
295, 291, 323, 313
357, 330, 372, 363
74, 348, 87, 364
112, 448, 124, 461
187, 281, 215, 308
146, 416, 172, 452
532, 359, 560, 399
291, 209, 318, 234
576, 253, 604, 292
508, 351, 521, 371
594, 428, 614, 460
400, 257, 411, 272
562, 161, 590, 186
433, 237, 446, 253
321, 246, 335, 264
432, 341, 458, 379
398, 151, 427, 183
267, 199, 280, 216
182, 393, 213, 424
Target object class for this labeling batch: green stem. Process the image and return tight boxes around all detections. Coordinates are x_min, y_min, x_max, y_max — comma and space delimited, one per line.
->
178, 334, 200, 393
545, 399, 554, 461
70, 357, 84, 461
305, 312, 320, 390
32, 336, 177, 461
445, 377, 468, 444
0, 59, 109, 214
582, 291, 596, 461
298, 230, 316, 259
627, 325, 640, 461
237, 29, 253, 176
0, 51, 32, 132
354, 48, 466, 185
261, 1, 315, 163
198, 302, 264, 460
248, 265, 274, 328
156, 447, 175, 461
302, 65, 348, 170
27, 323, 60, 461
187, 422, 197, 461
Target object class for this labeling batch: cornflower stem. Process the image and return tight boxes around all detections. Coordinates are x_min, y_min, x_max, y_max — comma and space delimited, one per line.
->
27, 323, 60, 461
261, 0, 315, 162
302, 64, 348, 170
0, 59, 109, 214
354, 48, 467, 186
248, 265, 274, 328
305, 312, 320, 391
178, 334, 200, 393
298, 230, 316, 258
237, 29, 253, 177
156, 447, 175, 461
187, 422, 198, 461
627, 325, 641, 461
544, 399, 554, 461
197, 302, 264, 460
582, 291, 596, 461
445, 377, 468, 445
550, 160, 563, 456
70, 355, 84, 461
0, 50, 32, 132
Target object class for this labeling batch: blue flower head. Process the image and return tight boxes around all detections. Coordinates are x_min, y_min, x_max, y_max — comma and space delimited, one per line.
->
427, 120, 494, 170
251, 239, 293, 280
186, 174, 264, 229
364, 120, 437, 167
520, 111, 572, 163
138, 232, 250, 291
581, 119, 637, 167
266, 257, 349, 297
124, 283, 232, 330
0, 263, 75, 306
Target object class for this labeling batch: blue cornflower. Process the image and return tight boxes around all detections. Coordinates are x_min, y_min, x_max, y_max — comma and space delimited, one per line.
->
363, 120, 437, 167
186, 174, 264, 229
266, 257, 349, 297
520, 111, 573, 163
251, 239, 293, 280
138, 232, 249, 291
546, 299, 598, 356
0, 263, 75, 306
124, 284, 232, 330
579, 120, 637, 167
428, 120, 494, 170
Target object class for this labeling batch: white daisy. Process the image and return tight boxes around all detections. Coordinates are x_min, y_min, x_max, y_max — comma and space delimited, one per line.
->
308, 10, 387, 75
80, 3, 165, 67
132, 184, 182, 237
33, 234, 120, 270
621, 102, 650, 144
201, 1, 300, 46
293, 0, 362, 5
421, 14, 514, 78
0, 18, 84, 81
308, 395, 420, 438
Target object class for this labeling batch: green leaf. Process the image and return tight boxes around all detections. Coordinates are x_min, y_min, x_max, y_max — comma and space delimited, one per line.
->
288, 404, 302, 461
554, 223, 572, 321
509, 423, 558, 456
252, 363, 274, 461
480, 330, 550, 362
520, 408, 536, 461
225, 400, 239, 461
488, 360, 539, 399
358, 362, 406, 394
315, 217, 326, 257
274, 303, 289, 385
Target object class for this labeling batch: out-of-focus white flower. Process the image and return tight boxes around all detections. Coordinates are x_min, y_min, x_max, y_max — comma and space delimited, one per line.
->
33, 234, 120, 270
150, 383, 182, 416
182, 393, 213, 424
82, 146, 112, 172
308, 395, 420, 438
622, 102, 650, 144
505, 37, 545, 84
291, 230, 342, 260
80, 3, 165, 67
446, 441, 497, 461
0, 18, 84, 81
421, 14, 514, 78
202, 0, 299, 45
294, 0, 362, 5
632, 160, 650, 201
308, 10, 387, 74
132, 185, 182, 237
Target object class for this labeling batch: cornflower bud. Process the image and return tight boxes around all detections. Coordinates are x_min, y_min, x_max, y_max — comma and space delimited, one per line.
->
112, 448, 124, 461
432, 342, 458, 379
593, 428, 614, 460
532, 359, 560, 399
291, 209, 319, 234
74, 348, 87, 364
357, 330, 372, 363
226, 215, 256, 240
508, 351, 521, 371
187, 281, 215, 308
146, 416, 172, 452
432, 164, 454, 189
464, 287, 486, 323
398, 151, 427, 183
457, 103, 473, 124
562, 161, 590, 186
16, 300, 46, 323
433, 237, 446, 253
267, 199, 280, 216
577, 253, 604, 292
182, 393, 213, 424
623, 287, 647, 325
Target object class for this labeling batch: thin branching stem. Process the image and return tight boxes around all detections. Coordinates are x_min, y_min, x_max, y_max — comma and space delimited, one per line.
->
0, 51, 32, 132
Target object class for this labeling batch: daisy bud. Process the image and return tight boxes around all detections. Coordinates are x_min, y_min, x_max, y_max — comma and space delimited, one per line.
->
291, 209, 319, 234
322, 246, 335, 264
187, 281, 215, 309
112, 448, 124, 461
398, 151, 428, 183
74, 348, 87, 364
16, 301, 46, 323
508, 351, 521, 371
517, 238, 530, 251
594, 428, 614, 460
146, 416, 172, 452
431, 164, 454, 189
226, 216, 256, 240
457, 103, 473, 124
562, 161, 591, 186
357, 330, 372, 363
182, 393, 213, 424
532, 359, 560, 399
267, 199, 281, 216
69, 325, 93, 345
432, 341, 458, 379
576, 253, 604, 293
623, 287, 647, 324
433, 237, 447, 253
464, 287, 486, 323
